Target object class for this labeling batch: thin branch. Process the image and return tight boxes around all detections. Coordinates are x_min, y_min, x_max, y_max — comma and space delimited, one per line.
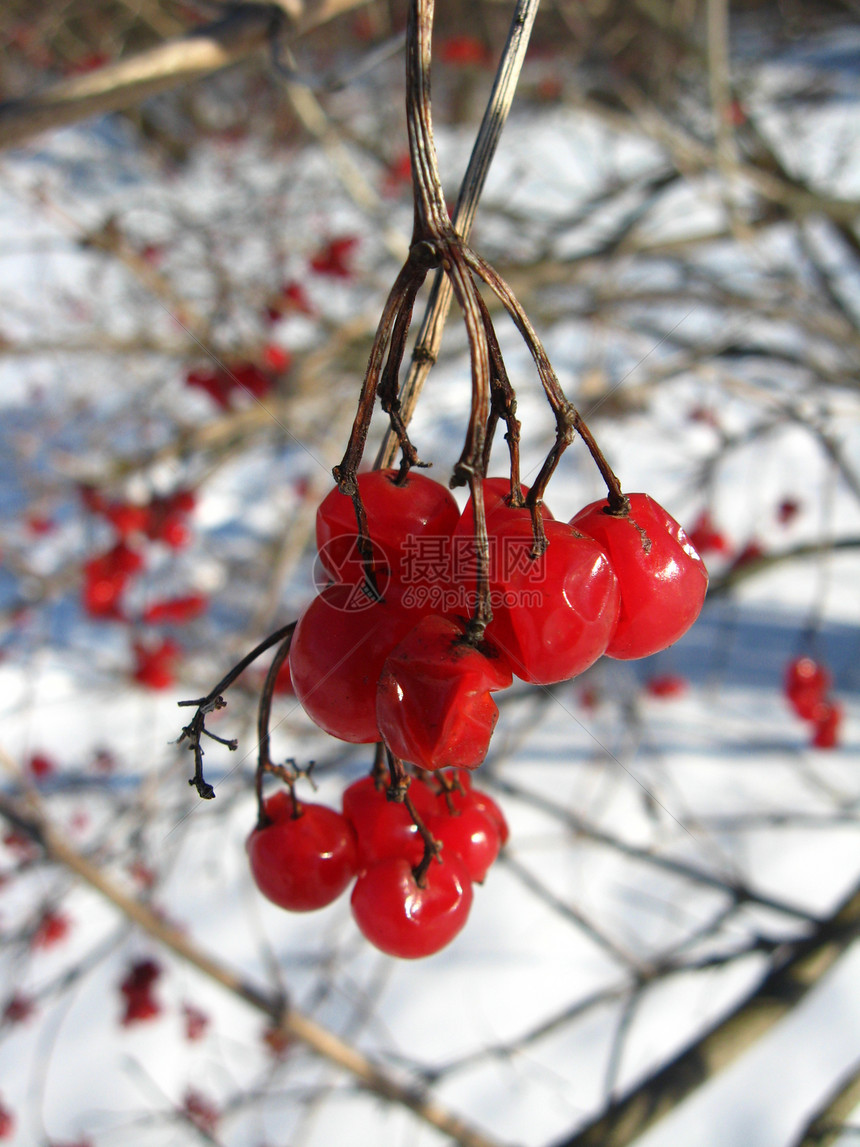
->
0, 0, 368, 151
376, 0, 542, 468
550, 878, 860, 1147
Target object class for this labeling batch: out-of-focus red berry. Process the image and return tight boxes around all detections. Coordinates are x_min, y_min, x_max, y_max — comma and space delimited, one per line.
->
132, 639, 181, 690
309, 236, 359, 279
28, 753, 55, 779
142, 594, 208, 626
645, 674, 688, 698
32, 909, 70, 950
438, 35, 491, 66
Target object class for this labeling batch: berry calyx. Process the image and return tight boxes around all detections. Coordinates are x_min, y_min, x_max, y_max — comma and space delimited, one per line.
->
570, 493, 708, 660
350, 854, 473, 959
376, 615, 512, 770
246, 791, 358, 912
316, 468, 460, 587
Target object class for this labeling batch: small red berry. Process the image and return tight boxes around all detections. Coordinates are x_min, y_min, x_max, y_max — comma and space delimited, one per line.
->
132, 638, 181, 690
316, 468, 460, 587
32, 908, 70, 950
309, 235, 359, 279
289, 582, 431, 743
425, 803, 501, 883
246, 791, 358, 911
483, 518, 621, 684
376, 615, 512, 770
350, 855, 473, 959
342, 774, 439, 870
644, 674, 688, 699
570, 494, 709, 660
28, 752, 55, 779
142, 593, 208, 625
784, 657, 832, 720
810, 701, 842, 749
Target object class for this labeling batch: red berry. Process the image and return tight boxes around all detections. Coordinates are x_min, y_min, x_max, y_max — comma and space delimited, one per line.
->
229, 361, 275, 400
309, 235, 359, 279
784, 657, 832, 720
435, 777, 509, 846
185, 366, 232, 410
132, 638, 181, 690
104, 501, 152, 538
316, 468, 460, 587
570, 493, 709, 660
246, 791, 358, 911
350, 855, 473, 958
644, 673, 688, 699
261, 343, 291, 372
376, 615, 512, 770
0, 1097, 14, 1139
425, 803, 500, 883
342, 774, 438, 869
142, 593, 208, 625
482, 518, 621, 684
28, 753, 55, 779
810, 701, 842, 749
32, 908, 70, 949
119, 959, 162, 1026
3, 993, 35, 1025
777, 498, 801, 525
289, 582, 430, 743
438, 35, 491, 67
82, 542, 144, 619
454, 477, 554, 539
732, 540, 765, 567
686, 509, 731, 556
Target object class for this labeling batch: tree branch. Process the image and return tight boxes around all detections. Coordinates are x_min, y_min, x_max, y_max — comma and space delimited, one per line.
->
0, 0, 368, 152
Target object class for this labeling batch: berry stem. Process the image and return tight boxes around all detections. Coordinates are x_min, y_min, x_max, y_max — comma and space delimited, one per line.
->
254, 628, 294, 825
464, 248, 627, 513
384, 750, 440, 887
178, 620, 296, 800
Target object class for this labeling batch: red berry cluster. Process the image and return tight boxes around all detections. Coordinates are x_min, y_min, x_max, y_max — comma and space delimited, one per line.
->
783, 656, 842, 749
79, 486, 206, 688
246, 770, 507, 959
288, 470, 708, 771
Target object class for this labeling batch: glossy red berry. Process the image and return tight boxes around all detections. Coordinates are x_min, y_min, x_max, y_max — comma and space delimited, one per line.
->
425, 803, 500, 883
246, 791, 358, 912
350, 855, 473, 959
483, 518, 620, 684
435, 773, 509, 845
342, 774, 438, 869
376, 615, 512, 770
316, 468, 460, 587
570, 493, 708, 660
784, 656, 832, 720
289, 581, 429, 742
